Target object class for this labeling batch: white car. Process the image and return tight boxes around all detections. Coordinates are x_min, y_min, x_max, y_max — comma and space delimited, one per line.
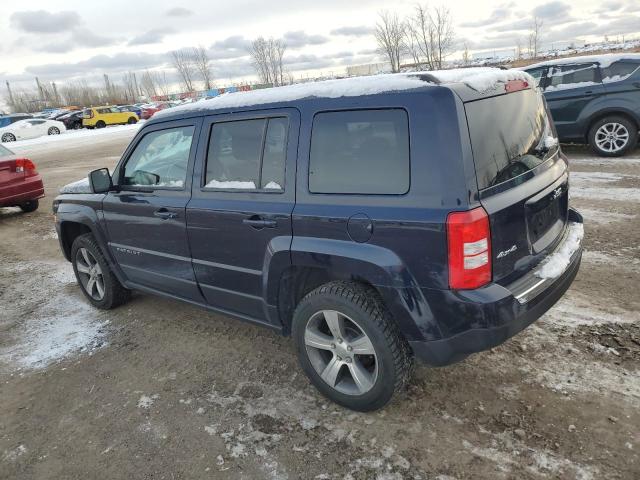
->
0, 119, 66, 143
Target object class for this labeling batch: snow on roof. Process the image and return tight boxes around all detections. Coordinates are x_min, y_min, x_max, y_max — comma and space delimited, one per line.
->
155, 68, 533, 119
522, 53, 640, 70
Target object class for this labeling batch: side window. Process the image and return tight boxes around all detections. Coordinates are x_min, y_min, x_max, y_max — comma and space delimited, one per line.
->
526, 67, 546, 87
122, 126, 195, 188
97, 108, 109, 114
110, 107, 120, 113
601, 61, 640, 83
28, 120, 46, 125
545, 64, 599, 91
205, 117, 287, 190
309, 109, 410, 194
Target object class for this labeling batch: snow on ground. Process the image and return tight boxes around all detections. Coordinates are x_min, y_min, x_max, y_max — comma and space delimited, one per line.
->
578, 207, 636, 225
570, 169, 640, 202
6, 123, 142, 152
0, 261, 109, 372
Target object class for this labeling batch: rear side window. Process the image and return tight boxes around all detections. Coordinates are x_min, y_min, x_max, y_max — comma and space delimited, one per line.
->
545, 64, 599, 91
97, 108, 110, 114
525, 67, 546, 86
601, 61, 640, 83
466, 90, 557, 191
309, 109, 410, 194
205, 118, 287, 190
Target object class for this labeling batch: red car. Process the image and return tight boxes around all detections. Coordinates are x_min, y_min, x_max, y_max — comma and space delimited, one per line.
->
0, 143, 44, 212
140, 102, 172, 120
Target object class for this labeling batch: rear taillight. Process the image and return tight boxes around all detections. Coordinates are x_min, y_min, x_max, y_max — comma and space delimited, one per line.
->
15, 158, 37, 175
447, 207, 492, 290
505, 79, 530, 93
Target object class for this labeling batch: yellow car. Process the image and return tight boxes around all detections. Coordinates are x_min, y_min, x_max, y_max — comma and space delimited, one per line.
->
82, 106, 139, 129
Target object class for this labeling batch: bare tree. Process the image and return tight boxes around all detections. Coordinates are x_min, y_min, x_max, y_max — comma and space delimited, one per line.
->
529, 17, 543, 58
403, 4, 455, 71
170, 49, 196, 92
375, 11, 405, 73
516, 37, 523, 60
193, 45, 213, 90
140, 70, 159, 99
249, 37, 287, 86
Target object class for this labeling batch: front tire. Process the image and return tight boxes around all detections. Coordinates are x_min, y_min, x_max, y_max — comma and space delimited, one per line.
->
127, 117, 137, 124
589, 116, 638, 157
71, 233, 131, 309
19, 200, 39, 212
1, 133, 16, 142
95, 121, 106, 129
292, 281, 412, 411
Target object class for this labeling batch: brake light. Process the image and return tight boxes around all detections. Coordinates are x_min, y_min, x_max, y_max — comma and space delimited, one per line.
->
15, 158, 37, 175
447, 207, 492, 289
505, 79, 530, 93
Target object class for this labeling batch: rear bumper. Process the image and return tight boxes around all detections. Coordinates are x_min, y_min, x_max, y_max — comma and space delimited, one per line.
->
409, 209, 583, 366
0, 175, 45, 207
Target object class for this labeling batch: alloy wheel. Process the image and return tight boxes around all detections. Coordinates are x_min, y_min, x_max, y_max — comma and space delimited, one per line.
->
48, 127, 60, 135
75, 247, 105, 301
1, 133, 15, 142
304, 310, 378, 395
595, 122, 629, 153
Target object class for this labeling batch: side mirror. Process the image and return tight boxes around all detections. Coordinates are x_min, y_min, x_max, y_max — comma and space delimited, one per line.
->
89, 168, 113, 193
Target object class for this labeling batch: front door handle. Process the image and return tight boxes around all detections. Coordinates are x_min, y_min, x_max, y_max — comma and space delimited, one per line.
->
154, 208, 177, 220
633, 82, 640, 88
243, 216, 277, 229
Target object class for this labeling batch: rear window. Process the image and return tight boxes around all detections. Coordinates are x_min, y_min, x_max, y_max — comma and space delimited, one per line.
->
601, 61, 640, 83
545, 64, 599, 91
466, 90, 558, 191
309, 109, 410, 194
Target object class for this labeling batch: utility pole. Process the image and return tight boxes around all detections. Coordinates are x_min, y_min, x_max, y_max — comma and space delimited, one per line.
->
133, 72, 141, 100
51, 82, 60, 106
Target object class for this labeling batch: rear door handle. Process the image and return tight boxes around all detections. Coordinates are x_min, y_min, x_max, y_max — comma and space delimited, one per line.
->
154, 208, 177, 220
633, 82, 640, 88
243, 216, 277, 229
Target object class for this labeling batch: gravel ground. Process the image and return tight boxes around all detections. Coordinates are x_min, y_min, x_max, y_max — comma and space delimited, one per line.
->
0, 128, 638, 480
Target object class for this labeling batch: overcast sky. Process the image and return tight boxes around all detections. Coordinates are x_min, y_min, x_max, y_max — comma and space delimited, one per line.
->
1, 0, 639, 95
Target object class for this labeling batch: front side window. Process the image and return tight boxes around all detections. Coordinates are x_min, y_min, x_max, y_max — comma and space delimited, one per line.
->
545, 64, 599, 91
309, 109, 410, 194
205, 117, 287, 190
122, 126, 195, 188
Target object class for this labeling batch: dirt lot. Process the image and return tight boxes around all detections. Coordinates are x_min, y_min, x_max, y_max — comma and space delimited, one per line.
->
1, 128, 639, 480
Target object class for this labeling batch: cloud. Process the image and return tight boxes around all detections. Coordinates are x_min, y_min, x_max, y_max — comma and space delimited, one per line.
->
10, 10, 81, 33
166, 7, 194, 17
128, 28, 173, 46
330, 26, 374, 36
493, 18, 533, 32
532, 1, 572, 22
460, 3, 514, 28
208, 35, 251, 60
24, 52, 168, 78
283, 31, 329, 48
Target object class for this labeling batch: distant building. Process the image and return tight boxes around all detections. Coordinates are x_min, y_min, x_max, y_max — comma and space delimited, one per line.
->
346, 63, 390, 77
472, 49, 515, 60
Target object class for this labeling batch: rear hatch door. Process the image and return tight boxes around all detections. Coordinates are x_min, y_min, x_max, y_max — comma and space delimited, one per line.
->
464, 88, 569, 285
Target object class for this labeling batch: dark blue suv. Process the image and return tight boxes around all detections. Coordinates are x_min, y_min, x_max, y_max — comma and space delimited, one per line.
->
523, 53, 640, 156
54, 70, 583, 410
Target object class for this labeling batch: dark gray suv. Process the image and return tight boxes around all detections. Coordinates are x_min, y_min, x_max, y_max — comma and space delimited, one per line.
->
523, 53, 640, 156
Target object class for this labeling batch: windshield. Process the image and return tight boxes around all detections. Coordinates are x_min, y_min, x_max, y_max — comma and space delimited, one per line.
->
465, 90, 558, 191
0, 143, 13, 156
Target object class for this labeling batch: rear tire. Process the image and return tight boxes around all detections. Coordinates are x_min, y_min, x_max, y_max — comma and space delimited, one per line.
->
292, 281, 412, 411
96, 121, 106, 129
1, 133, 16, 142
588, 116, 638, 157
71, 233, 131, 310
127, 117, 137, 124
48, 126, 60, 135
19, 200, 39, 212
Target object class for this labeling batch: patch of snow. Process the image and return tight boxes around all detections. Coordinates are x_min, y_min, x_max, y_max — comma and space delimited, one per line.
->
535, 222, 584, 279
524, 53, 640, 69
2, 445, 27, 462
8, 123, 142, 151
59, 177, 91, 194
0, 274, 109, 371
137, 394, 158, 409
155, 68, 533, 118
571, 186, 640, 202
264, 181, 282, 190
545, 81, 598, 91
577, 208, 636, 225
570, 171, 629, 185
205, 179, 256, 189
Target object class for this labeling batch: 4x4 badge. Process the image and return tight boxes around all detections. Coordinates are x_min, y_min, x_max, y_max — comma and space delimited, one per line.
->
551, 187, 563, 200
497, 245, 518, 259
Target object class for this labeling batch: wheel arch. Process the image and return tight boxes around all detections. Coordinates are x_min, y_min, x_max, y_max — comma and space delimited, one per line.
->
271, 238, 436, 342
